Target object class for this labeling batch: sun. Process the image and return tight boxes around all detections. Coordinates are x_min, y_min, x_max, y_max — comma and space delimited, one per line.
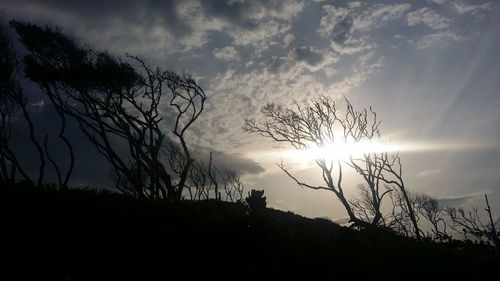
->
283, 140, 399, 163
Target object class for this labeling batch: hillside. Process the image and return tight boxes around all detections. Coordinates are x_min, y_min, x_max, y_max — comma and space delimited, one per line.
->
5, 184, 499, 280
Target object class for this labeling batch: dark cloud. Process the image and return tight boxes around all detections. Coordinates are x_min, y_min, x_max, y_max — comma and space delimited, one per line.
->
1, 0, 188, 33
437, 194, 482, 207
0, 0, 194, 54
200, 0, 259, 29
291, 46, 324, 66
193, 148, 265, 176
331, 16, 353, 44
200, 0, 292, 29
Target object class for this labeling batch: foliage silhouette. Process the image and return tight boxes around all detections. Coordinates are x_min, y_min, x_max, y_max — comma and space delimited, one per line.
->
245, 189, 267, 214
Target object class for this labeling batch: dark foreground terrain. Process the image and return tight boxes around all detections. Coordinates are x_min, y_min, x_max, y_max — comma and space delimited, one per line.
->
4, 184, 499, 280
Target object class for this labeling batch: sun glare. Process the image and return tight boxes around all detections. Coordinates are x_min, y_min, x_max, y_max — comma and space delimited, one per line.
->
283, 140, 399, 163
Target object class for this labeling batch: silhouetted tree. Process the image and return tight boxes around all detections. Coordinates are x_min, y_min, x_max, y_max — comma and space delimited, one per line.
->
244, 96, 403, 228
0, 24, 20, 184
413, 193, 450, 240
11, 21, 206, 200
245, 189, 266, 214
186, 152, 245, 202
0, 23, 45, 186
386, 186, 413, 236
220, 168, 245, 203
374, 153, 422, 239
348, 183, 389, 226
186, 157, 210, 200
445, 194, 499, 247
346, 153, 391, 227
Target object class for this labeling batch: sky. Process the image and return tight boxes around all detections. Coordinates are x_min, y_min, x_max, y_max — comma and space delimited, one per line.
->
1, 0, 500, 221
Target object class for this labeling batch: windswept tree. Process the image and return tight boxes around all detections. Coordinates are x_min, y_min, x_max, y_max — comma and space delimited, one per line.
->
5, 21, 76, 189
0, 23, 45, 186
11, 21, 206, 200
244, 96, 421, 235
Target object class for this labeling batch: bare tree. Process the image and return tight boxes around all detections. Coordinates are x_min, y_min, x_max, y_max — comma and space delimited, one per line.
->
484, 194, 500, 247
413, 193, 449, 240
349, 183, 389, 226
244, 96, 390, 228
347, 153, 391, 227
0, 24, 21, 184
187, 158, 210, 200
11, 21, 206, 200
445, 195, 499, 247
374, 153, 422, 239
220, 169, 245, 203
385, 186, 414, 237
186, 152, 245, 202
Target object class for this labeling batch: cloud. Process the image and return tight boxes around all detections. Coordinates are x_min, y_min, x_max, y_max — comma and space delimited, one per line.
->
191, 146, 265, 176
407, 7, 450, 30
318, 5, 350, 38
328, 51, 384, 95
353, 3, 411, 32
0, 0, 184, 56
437, 190, 492, 207
331, 217, 351, 226
197, 0, 305, 54
330, 37, 375, 55
200, 0, 304, 25
212, 46, 240, 61
30, 99, 45, 108
290, 46, 324, 66
319, 3, 411, 35
318, 6, 370, 55
0, 0, 305, 56
318, 3, 409, 55
209, 150, 265, 175
416, 169, 442, 177
415, 30, 466, 49
427, 0, 448, 5
451, 1, 492, 15
282, 33, 295, 47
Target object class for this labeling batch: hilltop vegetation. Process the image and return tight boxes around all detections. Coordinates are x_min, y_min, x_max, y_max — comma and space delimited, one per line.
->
5, 184, 499, 280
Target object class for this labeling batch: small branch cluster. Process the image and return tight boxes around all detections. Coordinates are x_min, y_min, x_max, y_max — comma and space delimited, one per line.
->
186, 152, 245, 202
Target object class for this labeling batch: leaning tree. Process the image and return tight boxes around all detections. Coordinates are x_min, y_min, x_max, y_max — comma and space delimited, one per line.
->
11, 21, 206, 200
0, 23, 46, 187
